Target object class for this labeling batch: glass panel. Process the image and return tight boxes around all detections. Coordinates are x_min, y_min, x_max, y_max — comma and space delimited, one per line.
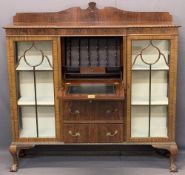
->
131, 106, 149, 137
17, 72, 54, 105
132, 71, 168, 105
67, 84, 116, 94
15, 41, 56, 138
19, 106, 55, 138
131, 40, 169, 138
16, 41, 53, 70
131, 106, 167, 137
132, 40, 169, 70
150, 106, 167, 137
18, 106, 37, 138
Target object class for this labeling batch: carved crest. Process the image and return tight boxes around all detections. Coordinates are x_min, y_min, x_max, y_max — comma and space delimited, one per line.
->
13, 2, 173, 26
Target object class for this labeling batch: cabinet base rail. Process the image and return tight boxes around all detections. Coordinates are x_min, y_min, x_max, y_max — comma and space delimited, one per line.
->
9, 142, 178, 172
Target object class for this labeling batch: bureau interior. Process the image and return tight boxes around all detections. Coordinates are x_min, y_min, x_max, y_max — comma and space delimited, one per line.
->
61, 36, 124, 98
61, 36, 123, 80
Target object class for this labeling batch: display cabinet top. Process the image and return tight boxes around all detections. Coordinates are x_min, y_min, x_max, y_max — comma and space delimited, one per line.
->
5, 2, 178, 28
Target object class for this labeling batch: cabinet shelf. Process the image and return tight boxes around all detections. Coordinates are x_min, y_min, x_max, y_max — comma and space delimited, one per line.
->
16, 65, 53, 71
132, 50, 169, 71
20, 127, 55, 138
16, 54, 53, 71
132, 64, 169, 71
65, 72, 121, 79
132, 97, 168, 105
18, 96, 54, 106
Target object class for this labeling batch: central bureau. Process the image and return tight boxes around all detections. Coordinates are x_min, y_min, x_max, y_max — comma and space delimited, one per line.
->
4, 2, 179, 172
61, 36, 125, 143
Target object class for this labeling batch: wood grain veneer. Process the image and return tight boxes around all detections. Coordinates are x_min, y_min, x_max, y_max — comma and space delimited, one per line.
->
4, 2, 179, 172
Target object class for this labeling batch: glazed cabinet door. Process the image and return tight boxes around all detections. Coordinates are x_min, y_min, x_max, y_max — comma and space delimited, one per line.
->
127, 35, 178, 142
7, 37, 60, 141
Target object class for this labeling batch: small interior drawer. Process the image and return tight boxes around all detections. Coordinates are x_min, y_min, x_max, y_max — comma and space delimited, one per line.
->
95, 124, 124, 143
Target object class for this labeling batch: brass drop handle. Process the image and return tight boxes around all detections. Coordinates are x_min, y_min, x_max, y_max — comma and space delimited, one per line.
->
69, 109, 80, 115
68, 130, 80, 137
106, 130, 118, 137
106, 108, 118, 114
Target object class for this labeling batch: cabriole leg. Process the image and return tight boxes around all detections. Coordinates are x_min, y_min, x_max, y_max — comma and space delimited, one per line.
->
152, 143, 178, 172
9, 145, 19, 172
9, 144, 35, 172
169, 144, 178, 172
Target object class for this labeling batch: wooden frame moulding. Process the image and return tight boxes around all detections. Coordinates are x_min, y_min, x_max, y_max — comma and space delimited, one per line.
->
126, 35, 178, 143
6, 36, 61, 143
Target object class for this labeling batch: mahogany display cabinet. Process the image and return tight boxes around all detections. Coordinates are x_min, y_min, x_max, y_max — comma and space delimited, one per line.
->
4, 2, 179, 172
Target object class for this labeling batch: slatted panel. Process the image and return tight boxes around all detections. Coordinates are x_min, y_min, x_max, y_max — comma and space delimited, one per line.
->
65, 37, 121, 68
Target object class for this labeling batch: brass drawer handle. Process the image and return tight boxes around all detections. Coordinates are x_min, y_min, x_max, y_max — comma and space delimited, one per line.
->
69, 109, 80, 115
106, 108, 118, 114
68, 130, 80, 137
106, 130, 118, 137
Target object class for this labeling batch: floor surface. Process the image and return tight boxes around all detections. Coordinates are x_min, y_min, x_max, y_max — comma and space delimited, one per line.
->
0, 147, 185, 175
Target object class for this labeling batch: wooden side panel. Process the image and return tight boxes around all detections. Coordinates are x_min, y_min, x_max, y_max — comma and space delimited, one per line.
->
168, 35, 178, 141
126, 36, 132, 142
52, 37, 62, 141
6, 37, 17, 141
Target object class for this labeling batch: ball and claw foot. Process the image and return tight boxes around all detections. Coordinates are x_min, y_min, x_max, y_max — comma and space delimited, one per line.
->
10, 164, 18, 172
170, 164, 177, 172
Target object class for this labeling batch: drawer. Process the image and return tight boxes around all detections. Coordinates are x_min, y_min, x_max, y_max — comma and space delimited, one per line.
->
96, 124, 124, 143
94, 101, 123, 121
64, 124, 94, 143
63, 101, 93, 121
64, 124, 124, 143
63, 101, 123, 122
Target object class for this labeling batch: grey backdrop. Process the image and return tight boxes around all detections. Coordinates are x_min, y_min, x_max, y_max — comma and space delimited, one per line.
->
0, 0, 184, 149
